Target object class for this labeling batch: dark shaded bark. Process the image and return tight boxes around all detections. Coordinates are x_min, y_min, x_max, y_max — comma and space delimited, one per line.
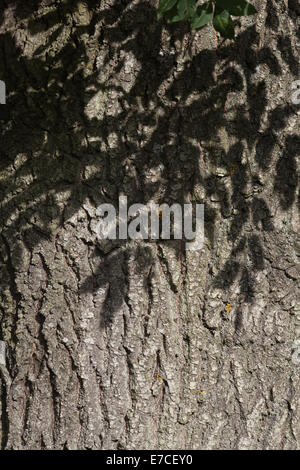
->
0, 0, 299, 449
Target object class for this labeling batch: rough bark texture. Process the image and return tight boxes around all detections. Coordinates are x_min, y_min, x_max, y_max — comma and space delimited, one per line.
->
0, 0, 299, 450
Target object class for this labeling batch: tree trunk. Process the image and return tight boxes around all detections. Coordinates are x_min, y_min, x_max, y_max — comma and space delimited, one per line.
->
0, 0, 299, 450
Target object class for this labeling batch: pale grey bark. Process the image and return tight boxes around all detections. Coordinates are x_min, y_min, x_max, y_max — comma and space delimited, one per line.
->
0, 0, 299, 450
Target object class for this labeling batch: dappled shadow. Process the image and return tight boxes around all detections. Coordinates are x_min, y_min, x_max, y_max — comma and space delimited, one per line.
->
0, 0, 299, 335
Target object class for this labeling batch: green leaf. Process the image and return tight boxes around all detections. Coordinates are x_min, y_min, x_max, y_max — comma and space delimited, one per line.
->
157, 0, 178, 20
177, 0, 197, 19
190, 1, 213, 30
215, 0, 257, 16
165, 5, 182, 23
165, 0, 196, 23
213, 10, 235, 38
164, 0, 197, 23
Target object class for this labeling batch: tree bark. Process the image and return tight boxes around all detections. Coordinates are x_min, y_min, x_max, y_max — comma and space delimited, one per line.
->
0, 0, 299, 450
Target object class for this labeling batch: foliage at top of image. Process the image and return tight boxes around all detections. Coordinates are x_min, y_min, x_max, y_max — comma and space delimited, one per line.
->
157, 0, 257, 39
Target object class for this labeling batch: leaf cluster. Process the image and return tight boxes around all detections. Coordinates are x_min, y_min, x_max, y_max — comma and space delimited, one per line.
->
157, 0, 257, 38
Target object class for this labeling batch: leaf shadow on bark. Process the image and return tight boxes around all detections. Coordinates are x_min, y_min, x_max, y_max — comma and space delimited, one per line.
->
0, 0, 299, 340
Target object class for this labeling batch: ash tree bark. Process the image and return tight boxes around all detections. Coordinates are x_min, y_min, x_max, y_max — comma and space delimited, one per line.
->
0, 0, 299, 450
